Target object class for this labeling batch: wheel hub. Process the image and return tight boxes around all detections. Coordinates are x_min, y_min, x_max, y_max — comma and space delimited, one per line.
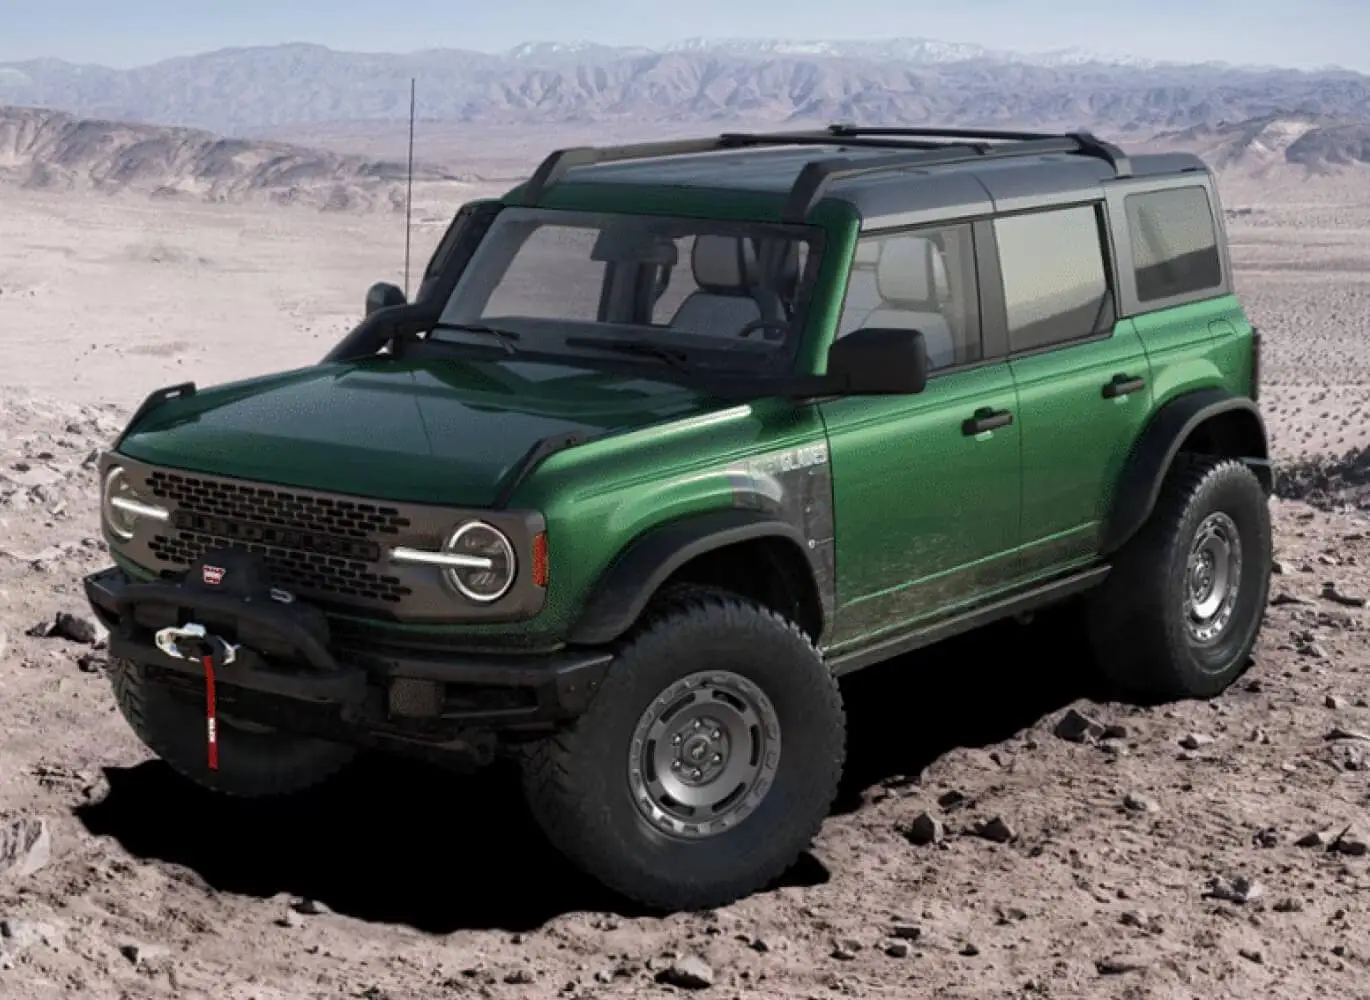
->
628, 671, 781, 841
671, 718, 729, 784
1184, 511, 1243, 644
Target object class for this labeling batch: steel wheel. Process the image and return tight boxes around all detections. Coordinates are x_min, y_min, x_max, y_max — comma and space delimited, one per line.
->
628, 670, 781, 840
1184, 510, 1243, 645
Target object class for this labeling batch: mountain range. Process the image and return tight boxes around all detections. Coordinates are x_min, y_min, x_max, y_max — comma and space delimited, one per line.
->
0, 104, 466, 210
1, 39, 1368, 136
4, 99, 1369, 213
1152, 113, 1370, 176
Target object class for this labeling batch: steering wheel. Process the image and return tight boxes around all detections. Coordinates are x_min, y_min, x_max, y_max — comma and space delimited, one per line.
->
735, 318, 790, 341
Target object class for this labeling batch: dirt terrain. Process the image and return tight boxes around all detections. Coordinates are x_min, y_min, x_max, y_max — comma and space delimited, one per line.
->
2, 163, 1370, 999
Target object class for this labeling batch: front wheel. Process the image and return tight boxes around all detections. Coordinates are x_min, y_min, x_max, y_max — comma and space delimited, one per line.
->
520, 586, 846, 911
1087, 454, 1273, 701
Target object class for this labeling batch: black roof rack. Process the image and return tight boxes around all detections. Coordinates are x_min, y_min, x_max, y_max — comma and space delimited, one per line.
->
517, 123, 1133, 220
822, 122, 1131, 171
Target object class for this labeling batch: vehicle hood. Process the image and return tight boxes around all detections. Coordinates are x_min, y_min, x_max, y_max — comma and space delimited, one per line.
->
115, 357, 722, 506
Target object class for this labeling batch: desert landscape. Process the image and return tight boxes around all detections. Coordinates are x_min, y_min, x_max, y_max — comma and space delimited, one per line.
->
3, 37, 1370, 1000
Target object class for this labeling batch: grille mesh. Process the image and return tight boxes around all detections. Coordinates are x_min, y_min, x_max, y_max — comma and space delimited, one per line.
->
144, 470, 414, 604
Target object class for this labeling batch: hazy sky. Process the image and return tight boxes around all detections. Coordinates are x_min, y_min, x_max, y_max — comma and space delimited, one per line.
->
1, 0, 1364, 72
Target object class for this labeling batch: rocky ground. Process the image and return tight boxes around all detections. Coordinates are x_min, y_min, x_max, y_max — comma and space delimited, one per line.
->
1, 388, 1369, 1000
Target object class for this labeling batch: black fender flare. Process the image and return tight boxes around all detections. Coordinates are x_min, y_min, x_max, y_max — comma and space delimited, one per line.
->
566, 508, 819, 646
1100, 388, 1270, 555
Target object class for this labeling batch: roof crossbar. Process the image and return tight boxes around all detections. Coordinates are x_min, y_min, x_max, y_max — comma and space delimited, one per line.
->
517, 122, 1134, 218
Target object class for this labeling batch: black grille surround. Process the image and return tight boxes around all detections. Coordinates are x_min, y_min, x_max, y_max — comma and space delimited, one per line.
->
102, 452, 548, 625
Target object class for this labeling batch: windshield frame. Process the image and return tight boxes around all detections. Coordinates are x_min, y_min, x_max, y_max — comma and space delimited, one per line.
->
420, 205, 828, 384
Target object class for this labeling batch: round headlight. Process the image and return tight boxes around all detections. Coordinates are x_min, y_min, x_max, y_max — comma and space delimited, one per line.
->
102, 466, 138, 541
442, 521, 516, 603
101, 465, 169, 542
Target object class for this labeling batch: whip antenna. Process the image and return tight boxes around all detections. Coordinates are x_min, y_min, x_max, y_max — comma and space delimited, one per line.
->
403, 76, 416, 298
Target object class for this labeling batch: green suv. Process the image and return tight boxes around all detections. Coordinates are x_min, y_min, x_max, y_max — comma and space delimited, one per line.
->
84, 124, 1272, 911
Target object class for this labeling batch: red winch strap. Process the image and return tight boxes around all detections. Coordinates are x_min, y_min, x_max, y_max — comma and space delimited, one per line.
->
203, 654, 219, 771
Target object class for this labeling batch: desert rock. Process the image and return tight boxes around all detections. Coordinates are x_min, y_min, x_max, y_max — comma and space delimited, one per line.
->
655, 956, 714, 990
0, 818, 51, 881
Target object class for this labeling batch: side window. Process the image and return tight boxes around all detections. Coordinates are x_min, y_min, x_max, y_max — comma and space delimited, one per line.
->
994, 204, 1112, 354
1124, 186, 1223, 303
835, 223, 981, 372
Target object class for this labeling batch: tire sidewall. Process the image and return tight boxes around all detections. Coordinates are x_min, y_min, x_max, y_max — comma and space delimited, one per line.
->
1162, 464, 1271, 692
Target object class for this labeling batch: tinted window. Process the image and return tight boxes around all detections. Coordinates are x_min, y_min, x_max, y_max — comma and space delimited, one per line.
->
994, 205, 1112, 353
835, 223, 981, 372
1125, 186, 1223, 302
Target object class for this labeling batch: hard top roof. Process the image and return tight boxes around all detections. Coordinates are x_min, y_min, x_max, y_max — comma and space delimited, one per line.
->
511, 125, 1210, 229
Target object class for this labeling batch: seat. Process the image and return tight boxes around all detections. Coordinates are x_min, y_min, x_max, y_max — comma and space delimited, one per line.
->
860, 236, 958, 370
669, 235, 765, 336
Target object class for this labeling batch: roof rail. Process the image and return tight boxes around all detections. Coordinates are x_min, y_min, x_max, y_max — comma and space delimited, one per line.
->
824, 123, 1132, 174
780, 133, 1133, 222
517, 123, 1133, 216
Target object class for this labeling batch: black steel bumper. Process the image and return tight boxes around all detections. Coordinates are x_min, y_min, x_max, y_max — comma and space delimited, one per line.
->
83, 565, 612, 751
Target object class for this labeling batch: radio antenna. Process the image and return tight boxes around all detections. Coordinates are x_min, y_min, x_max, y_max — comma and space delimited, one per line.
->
403, 76, 416, 298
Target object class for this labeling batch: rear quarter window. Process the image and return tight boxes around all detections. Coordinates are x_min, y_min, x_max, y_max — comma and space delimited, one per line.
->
1124, 186, 1224, 303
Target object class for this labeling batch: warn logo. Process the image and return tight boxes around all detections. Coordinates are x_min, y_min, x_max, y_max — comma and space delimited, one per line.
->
202, 565, 226, 586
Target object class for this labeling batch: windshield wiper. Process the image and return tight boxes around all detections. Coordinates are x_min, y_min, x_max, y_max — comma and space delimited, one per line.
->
431, 322, 522, 355
565, 336, 689, 370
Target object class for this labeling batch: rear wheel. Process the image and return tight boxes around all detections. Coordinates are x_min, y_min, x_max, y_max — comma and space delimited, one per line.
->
1087, 455, 1272, 700
109, 659, 355, 798
521, 586, 845, 911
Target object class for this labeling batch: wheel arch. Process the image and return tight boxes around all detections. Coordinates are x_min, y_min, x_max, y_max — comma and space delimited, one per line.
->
566, 508, 828, 647
1101, 388, 1271, 556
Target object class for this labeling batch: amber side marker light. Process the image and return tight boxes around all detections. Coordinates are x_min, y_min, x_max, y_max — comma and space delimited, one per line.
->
532, 532, 549, 588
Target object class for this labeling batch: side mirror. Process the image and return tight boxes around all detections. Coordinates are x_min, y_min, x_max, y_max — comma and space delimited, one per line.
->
365, 281, 407, 316
825, 327, 929, 394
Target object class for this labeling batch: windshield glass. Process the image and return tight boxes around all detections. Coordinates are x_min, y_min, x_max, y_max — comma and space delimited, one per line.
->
428, 207, 820, 376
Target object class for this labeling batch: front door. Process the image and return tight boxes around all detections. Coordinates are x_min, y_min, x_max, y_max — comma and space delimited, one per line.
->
819, 222, 1023, 654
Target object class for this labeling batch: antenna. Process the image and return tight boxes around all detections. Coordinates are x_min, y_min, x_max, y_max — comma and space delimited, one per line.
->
403, 77, 416, 298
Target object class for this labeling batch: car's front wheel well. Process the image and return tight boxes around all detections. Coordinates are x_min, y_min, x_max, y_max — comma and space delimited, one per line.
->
658, 537, 824, 643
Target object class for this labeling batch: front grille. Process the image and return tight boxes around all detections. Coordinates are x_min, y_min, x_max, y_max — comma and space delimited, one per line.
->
144, 470, 414, 605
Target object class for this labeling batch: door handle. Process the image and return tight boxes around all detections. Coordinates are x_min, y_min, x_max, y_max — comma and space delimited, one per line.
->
962, 407, 1013, 436
1102, 373, 1146, 398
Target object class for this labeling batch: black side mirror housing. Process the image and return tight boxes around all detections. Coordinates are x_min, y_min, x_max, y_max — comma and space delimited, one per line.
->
825, 327, 929, 394
365, 281, 407, 316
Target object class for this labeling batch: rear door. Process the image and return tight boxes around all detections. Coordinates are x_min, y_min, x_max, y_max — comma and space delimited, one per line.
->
981, 200, 1156, 578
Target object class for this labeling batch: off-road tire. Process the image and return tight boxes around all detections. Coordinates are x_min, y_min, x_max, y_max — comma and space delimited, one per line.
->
109, 659, 355, 798
521, 585, 846, 912
1087, 454, 1272, 701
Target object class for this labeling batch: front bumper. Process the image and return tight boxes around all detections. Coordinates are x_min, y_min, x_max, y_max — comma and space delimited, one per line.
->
83, 565, 611, 755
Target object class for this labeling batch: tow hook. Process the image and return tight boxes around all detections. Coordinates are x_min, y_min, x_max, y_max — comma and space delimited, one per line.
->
154, 622, 238, 664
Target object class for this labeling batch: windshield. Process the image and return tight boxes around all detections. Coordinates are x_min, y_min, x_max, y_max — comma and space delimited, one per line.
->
427, 207, 820, 376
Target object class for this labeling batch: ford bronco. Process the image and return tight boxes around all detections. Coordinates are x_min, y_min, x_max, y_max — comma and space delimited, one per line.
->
84, 124, 1272, 911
